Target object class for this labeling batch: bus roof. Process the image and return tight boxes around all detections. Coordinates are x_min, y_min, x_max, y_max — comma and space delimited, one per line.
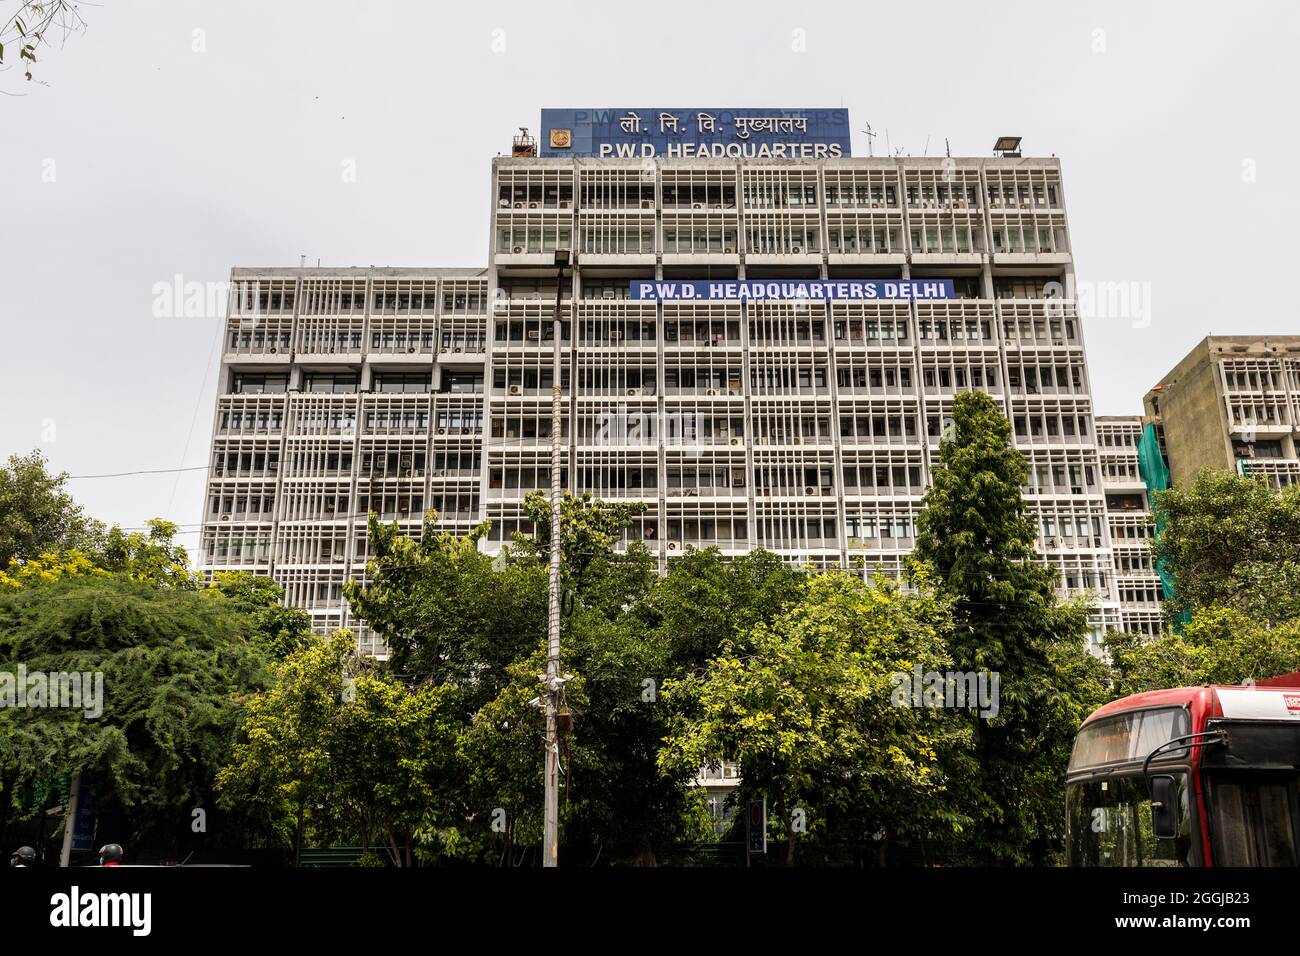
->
1085, 687, 1215, 725
1085, 676, 1300, 727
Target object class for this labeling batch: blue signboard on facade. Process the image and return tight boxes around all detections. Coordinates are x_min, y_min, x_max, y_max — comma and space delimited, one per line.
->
540, 108, 851, 159
630, 279, 955, 302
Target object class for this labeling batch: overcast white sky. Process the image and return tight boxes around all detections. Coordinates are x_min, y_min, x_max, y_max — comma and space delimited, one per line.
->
2, 0, 1297, 548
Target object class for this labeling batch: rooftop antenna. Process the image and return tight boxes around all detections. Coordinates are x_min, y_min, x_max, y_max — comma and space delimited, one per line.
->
922, 134, 931, 156
860, 122, 877, 158
945, 138, 951, 158
885, 128, 892, 156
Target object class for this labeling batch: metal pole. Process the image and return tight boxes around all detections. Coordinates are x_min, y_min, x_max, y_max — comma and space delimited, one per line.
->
543, 259, 566, 868
59, 771, 81, 868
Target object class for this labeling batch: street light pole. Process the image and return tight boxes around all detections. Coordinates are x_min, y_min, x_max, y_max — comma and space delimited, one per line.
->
543, 248, 571, 868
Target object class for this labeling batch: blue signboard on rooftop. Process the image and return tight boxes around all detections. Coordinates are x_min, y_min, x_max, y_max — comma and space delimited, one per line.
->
540, 108, 851, 159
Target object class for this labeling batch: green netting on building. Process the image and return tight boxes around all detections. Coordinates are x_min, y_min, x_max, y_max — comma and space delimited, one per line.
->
1137, 423, 1182, 616
1137, 423, 1170, 497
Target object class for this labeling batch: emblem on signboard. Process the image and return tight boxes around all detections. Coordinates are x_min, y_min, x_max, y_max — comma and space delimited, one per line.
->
549, 128, 572, 148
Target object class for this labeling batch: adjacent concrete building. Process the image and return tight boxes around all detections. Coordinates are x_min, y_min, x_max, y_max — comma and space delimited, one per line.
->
201, 147, 1133, 655
1142, 336, 1300, 491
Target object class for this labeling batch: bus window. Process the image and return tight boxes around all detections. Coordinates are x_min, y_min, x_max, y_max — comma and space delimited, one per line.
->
1066, 775, 1192, 867
1069, 707, 1190, 771
1208, 775, 1300, 866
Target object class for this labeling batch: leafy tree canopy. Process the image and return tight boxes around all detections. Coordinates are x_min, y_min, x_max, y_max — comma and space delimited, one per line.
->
0, 573, 270, 854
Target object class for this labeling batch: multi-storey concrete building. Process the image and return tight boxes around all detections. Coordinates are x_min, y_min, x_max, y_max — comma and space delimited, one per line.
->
202, 148, 1130, 655
203, 267, 489, 655
1096, 416, 1163, 636
1143, 336, 1300, 490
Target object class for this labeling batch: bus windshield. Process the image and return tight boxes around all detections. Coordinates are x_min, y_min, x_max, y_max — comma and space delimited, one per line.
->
1066, 774, 1193, 866
1069, 707, 1190, 771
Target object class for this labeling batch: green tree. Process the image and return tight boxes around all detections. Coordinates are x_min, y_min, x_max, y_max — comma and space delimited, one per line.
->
909, 390, 1101, 864
206, 571, 314, 661
1107, 609, 1300, 697
0, 450, 103, 571
1152, 470, 1300, 623
453, 646, 581, 865
505, 500, 733, 863
661, 571, 970, 866
0, 547, 106, 591
218, 632, 461, 865
636, 547, 805, 671
513, 490, 654, 617
0, 573, 270, 858
344, 514, 546, 713
95, 518, 196, 589
556, 607, 702, 865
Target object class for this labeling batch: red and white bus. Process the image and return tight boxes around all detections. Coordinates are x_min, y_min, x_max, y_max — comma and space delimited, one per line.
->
1066, 674, 1300, 866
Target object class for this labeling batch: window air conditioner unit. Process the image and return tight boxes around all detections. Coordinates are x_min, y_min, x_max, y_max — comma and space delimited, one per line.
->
526, 330, 541, 340
626, 387, 641, 397
724, 247, 734, 254
804, 486, 817, 495
512, 246, 524, 254
668, 541, 678, 550
791, 246, 802, 254
641, 199, 655, 209
437, 427, 447, 435
559, 200, 572, 209
508, 385, 523, 396
706, 389, 717, 396
499, 198, 511, 208
609, 330, 624, 341
602, 289, 615, 299
730, 438, 741, 446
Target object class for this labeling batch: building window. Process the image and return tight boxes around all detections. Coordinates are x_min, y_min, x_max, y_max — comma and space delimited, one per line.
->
373, 372, 431, 394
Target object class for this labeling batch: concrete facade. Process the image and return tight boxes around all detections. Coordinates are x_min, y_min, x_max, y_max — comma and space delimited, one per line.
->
1096, 416, 1163, 636
1143, 336, 1300, 490
201, 153, 1134, 655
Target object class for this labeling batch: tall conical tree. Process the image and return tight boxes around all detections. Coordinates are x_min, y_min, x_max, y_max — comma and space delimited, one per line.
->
909, 390, 1102, 864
